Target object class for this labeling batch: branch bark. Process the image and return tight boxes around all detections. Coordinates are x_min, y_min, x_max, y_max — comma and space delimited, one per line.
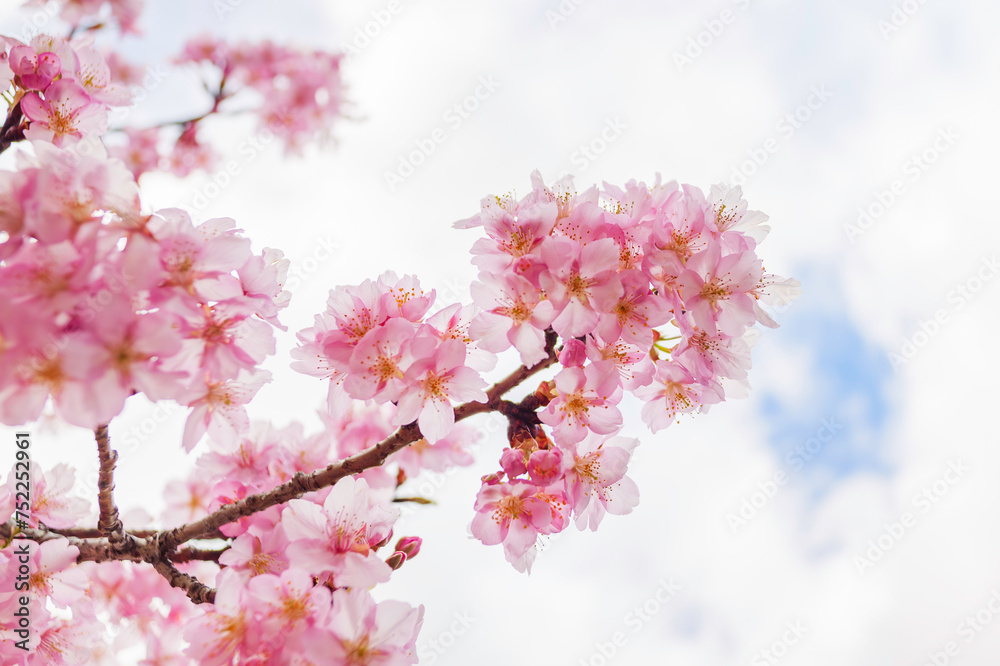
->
95, 424, 139, 556
161, 339, 559, 552
6, 331, 560, 606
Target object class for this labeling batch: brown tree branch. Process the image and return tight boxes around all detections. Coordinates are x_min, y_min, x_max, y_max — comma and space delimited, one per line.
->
1, 330, 560, 607
159, 335, 560, 552
0, 521, 224, 563
95, 424, 139, 555
151, 556, 216, 604
0, 102, 25, 156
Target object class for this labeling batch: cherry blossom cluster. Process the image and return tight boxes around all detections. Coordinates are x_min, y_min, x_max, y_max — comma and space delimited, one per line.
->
155, 410, 453, 663
180, 471, 424, 665
0, 33, 129, 148
110, 35, 346, 180
1, 409, 455, 662
462, 170, 798, 431
176, 36, 344, 152
292, 273, 492, 444
295, 171, 799, 569
455, 171, 798, 566
0, 140, 289, 450
0, 0, 800, 657
23, 0, 144, 34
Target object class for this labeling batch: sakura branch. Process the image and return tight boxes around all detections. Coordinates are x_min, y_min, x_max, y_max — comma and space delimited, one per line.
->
0, 1, 800, 661
94, 423, 134, 555
160, 341, 559, 552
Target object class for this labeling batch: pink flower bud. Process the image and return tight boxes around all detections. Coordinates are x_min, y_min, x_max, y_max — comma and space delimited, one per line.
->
10, 46, 60, 91
394, 536, 422, 559
386, 551, 407, 570
481, 472, 502, 486
527, 448, 563, 486
500, 448, 527, 478
558, 338, 587, 368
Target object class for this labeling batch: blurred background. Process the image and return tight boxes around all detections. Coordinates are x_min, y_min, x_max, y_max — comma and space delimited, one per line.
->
1, 0, 997, 663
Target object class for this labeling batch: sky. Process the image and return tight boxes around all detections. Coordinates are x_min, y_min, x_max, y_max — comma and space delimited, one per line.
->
2, 0, 999, 664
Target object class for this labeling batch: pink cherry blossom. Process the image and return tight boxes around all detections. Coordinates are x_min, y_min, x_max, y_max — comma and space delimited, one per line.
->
393, 338, 487, 443
280, 476, 398, 588
25, 539, 91, 607
182, 569, 259, 666
4, 463, 89, 529
73, 40, 132, 105
471, 480, 553, 561
182, 369, 272, 451
388, 421, 478, 478
219, 528, 289, 578
593, 268, 671, 348
109, 126, 162, 179
469, 273, 555, 367
345, 317, 416, 401
634, 360, 724, 432
246, 567, 333, 639
147, 210, 251, 300
9, 45, 61, 91
708, 183, 771, 241
21, 78, 108, 145
676, 244, 761, 336
539, 361, 623, 444
584, 336, 656, 390
306, 588, 423, 666
162, 475, 214, 527
538, 236, 623, 338
561, 434, 640, 531
16, 141, 140, 244
672, 318, 753, 384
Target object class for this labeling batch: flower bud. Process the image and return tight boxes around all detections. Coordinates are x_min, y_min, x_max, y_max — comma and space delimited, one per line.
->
386, 551, 407, 570
500, 447, 527, 477
395, 536, 422, 559
527, 448, 563, 486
